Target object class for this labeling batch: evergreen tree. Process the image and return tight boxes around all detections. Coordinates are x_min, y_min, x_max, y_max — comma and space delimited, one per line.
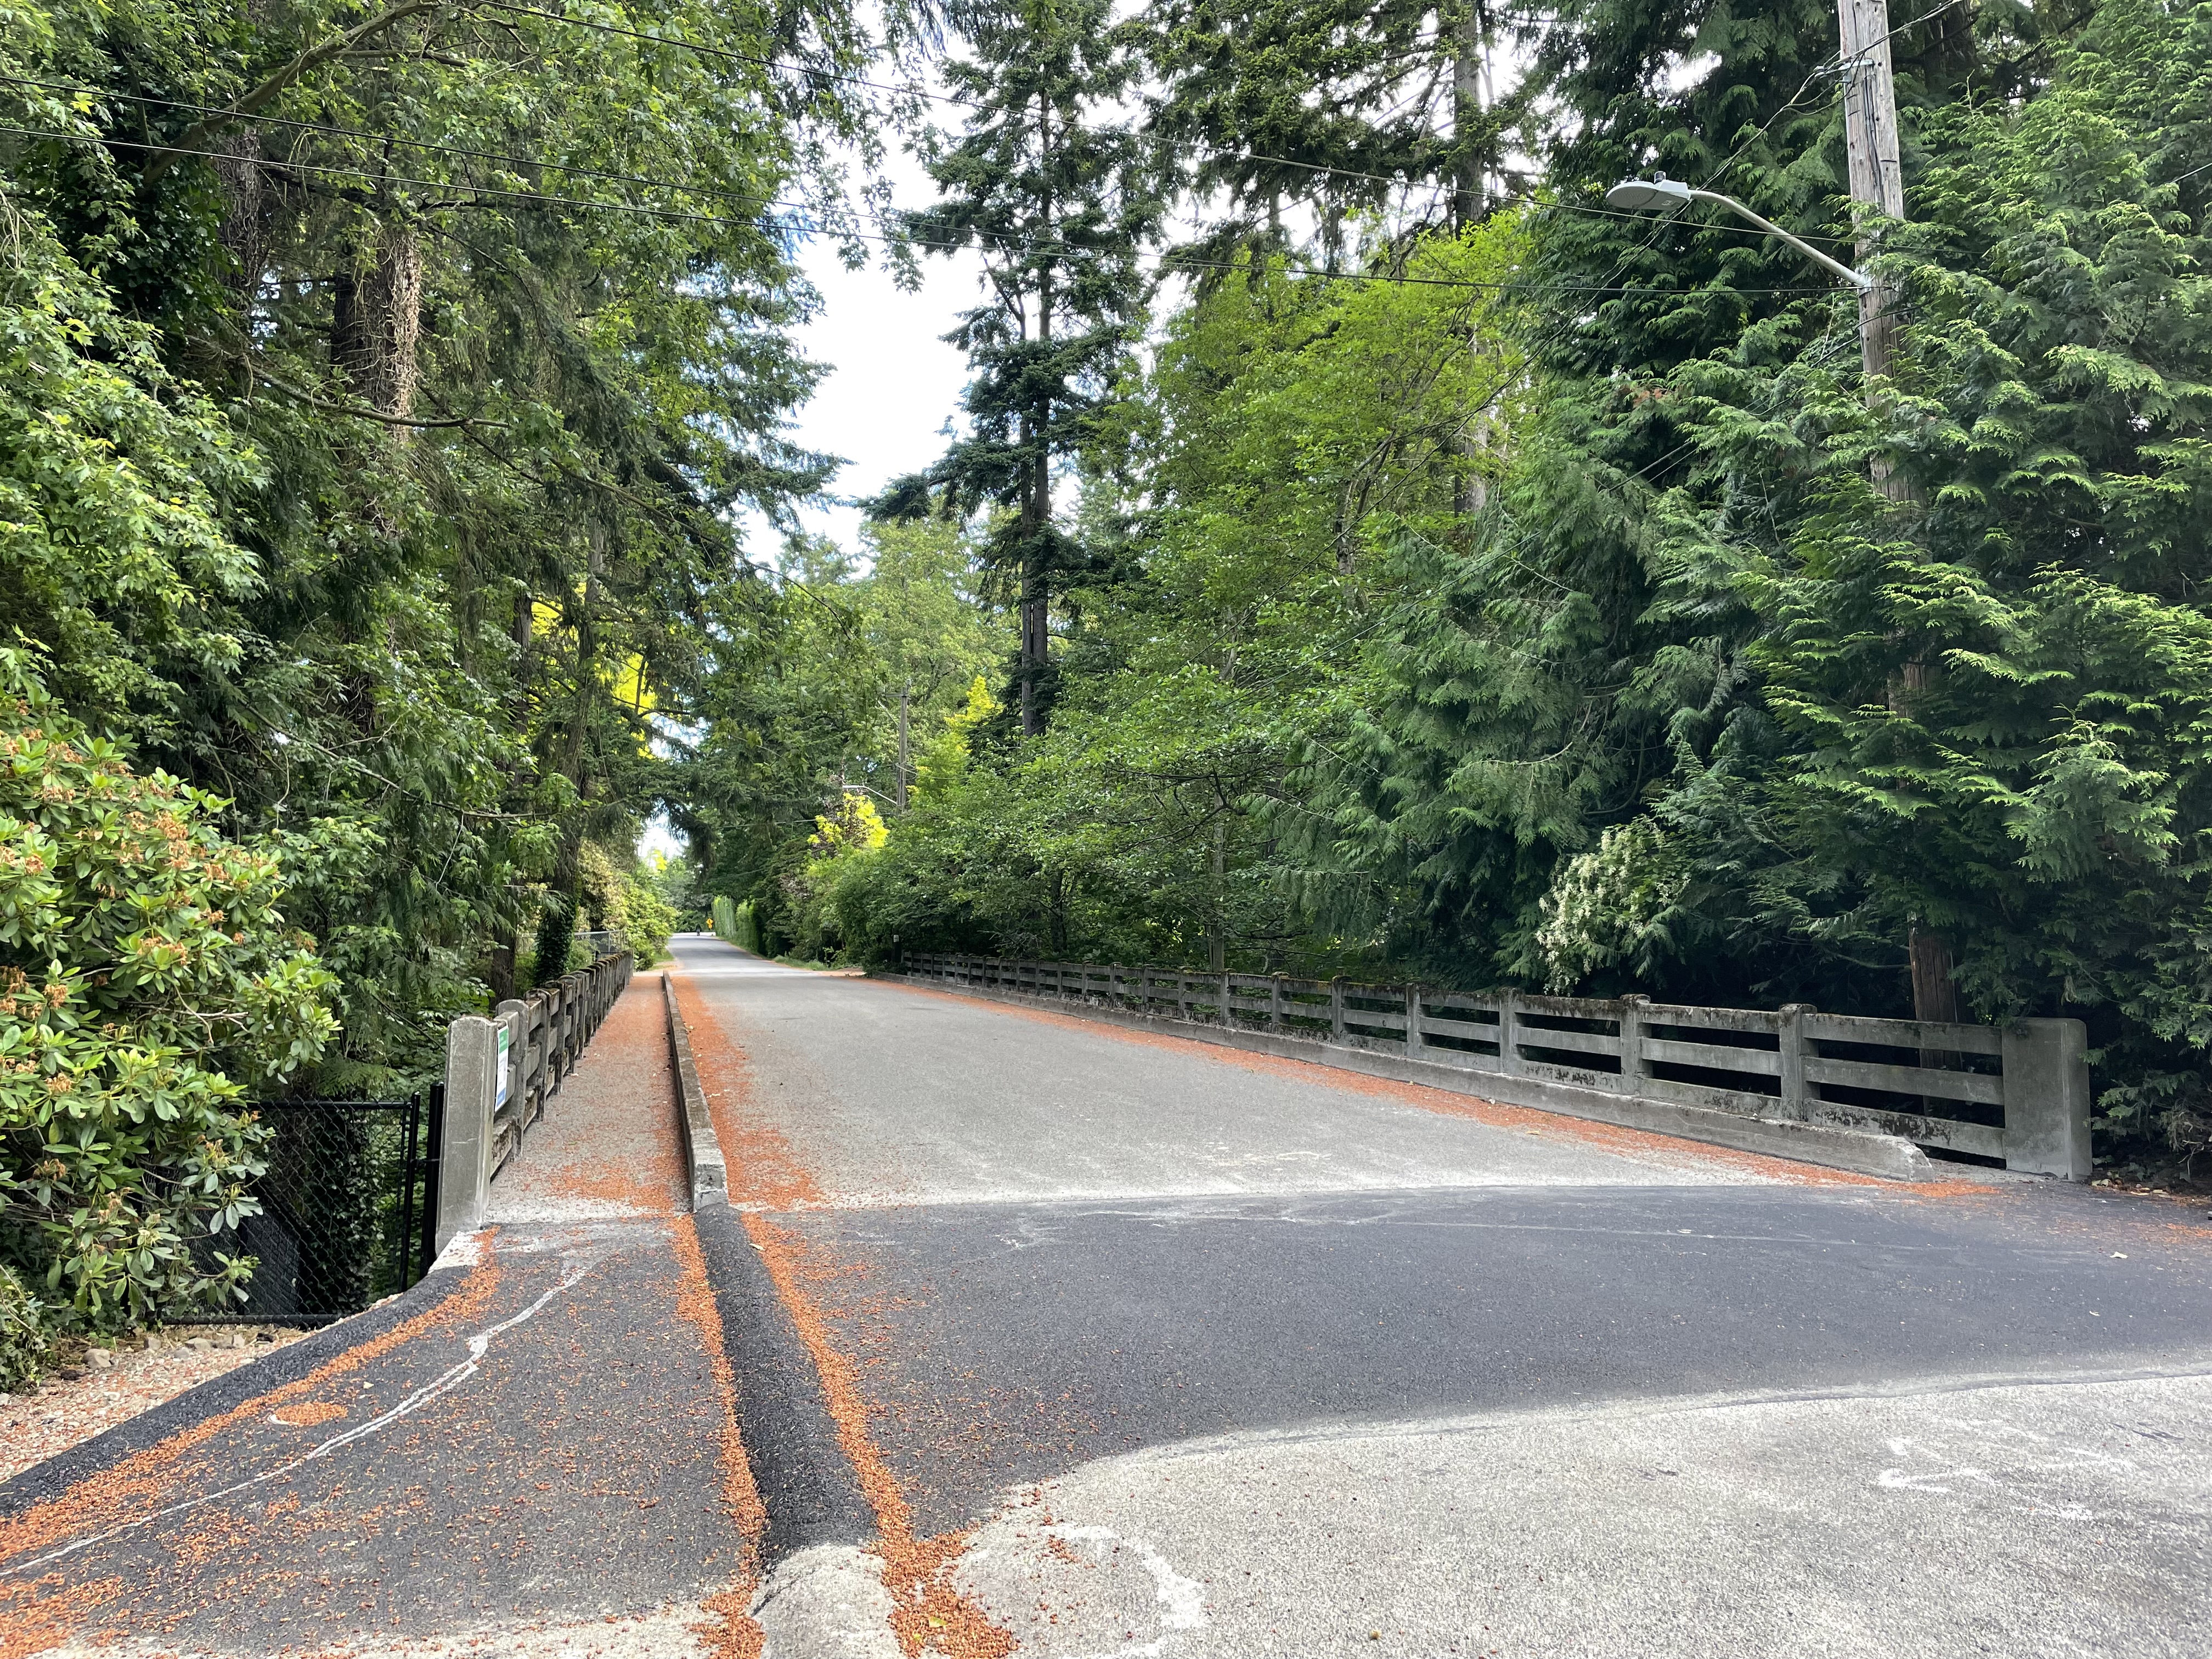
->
874, 0, 1159, 735
2, 0, 848, 1080
1140, 0, 1519, 259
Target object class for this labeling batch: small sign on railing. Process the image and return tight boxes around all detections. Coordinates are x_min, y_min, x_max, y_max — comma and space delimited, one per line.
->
435, 950, 637, 1250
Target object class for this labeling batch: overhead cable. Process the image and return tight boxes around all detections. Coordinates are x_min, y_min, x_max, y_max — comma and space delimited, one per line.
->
6, 122, 1841, 297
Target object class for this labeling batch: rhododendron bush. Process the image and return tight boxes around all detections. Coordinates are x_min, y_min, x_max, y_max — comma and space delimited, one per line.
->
0, 650, 335, 1346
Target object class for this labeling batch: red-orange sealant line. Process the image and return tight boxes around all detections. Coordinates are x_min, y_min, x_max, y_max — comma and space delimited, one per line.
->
669, 970, 1014, 1659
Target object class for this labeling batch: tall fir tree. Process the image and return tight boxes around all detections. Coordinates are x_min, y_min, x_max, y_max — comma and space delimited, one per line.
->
875, 0, 1159, 734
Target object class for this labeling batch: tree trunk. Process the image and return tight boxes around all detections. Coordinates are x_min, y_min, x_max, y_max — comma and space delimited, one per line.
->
489, 589, 535, 1001
1020, 512, 1048, 736
214, 131, 268, 320
1909, 922, 1960, 1026
487, 937, 518, 1005
331, 221, 424, 422
1451, 3, 1489, 230
1019, 89, 1056, 738
896, 682, 911, 812
1207, 816, 1227, 972
535, 529, 602, 986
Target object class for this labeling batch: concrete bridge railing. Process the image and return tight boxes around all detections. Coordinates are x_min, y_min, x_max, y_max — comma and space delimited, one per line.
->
904, 954, 2091, 1182
435, 950, 636, 1248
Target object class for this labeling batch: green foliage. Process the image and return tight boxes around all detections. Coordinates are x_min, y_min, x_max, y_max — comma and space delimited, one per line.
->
709, 0, 2212, 1179
10, 0, 2211, 1184
0, 1260, 48, 1391
1536, 819, 1687, 993
0, 201, 258, 727
818, 227, 1527, 970
612, 873, 679, 969
1142, 0, 1510, 257
878, 0, 1161, 729
686, 523, 1011, 955
577, 838, 677, 966
1324, 0, 2212, 1161
0, 650, 335, 1333
2, 0, 850, 1092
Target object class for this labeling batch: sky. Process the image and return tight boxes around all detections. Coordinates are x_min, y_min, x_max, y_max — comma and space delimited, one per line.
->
738, 139, 985, 561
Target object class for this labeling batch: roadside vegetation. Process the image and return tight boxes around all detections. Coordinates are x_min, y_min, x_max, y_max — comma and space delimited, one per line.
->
0, 0, 885, 1374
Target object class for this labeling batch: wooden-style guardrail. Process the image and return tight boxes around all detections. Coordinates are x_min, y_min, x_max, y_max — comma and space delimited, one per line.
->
434, 950, 636, 1248
902, 954, 2091, 1181
488, 954, 634, 1178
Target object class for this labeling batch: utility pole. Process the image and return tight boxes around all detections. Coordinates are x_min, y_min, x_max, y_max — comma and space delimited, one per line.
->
1837, 0, 1910, 487
1609, 10, 1954, 1026
1452, 0, 1495, 518
1839, 0, 1957, 1026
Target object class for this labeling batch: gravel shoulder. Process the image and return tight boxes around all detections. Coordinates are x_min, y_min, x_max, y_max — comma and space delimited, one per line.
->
1, 1327, 310, 1488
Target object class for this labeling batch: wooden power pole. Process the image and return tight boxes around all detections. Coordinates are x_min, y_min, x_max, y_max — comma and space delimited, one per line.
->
1839, 0, 1959, 1026
1837, 0, 1906, 388
1452, 1, 1496, 519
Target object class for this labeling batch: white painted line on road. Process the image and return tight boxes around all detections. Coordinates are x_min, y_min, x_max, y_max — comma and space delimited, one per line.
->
1049, 1525, 1207, 1655
8, 1235, 614, 1577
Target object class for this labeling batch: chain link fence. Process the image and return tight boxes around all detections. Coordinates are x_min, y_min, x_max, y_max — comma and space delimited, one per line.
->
181, 1090, 443, 1327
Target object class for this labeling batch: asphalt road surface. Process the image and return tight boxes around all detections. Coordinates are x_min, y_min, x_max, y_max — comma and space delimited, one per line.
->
672, 936, 2212, 1659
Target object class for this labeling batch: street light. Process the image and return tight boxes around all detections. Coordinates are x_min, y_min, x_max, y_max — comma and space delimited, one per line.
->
1605, 174, 1873, 292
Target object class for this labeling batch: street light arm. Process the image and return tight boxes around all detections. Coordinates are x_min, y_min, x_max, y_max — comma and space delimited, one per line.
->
1686, 189, 1875, 291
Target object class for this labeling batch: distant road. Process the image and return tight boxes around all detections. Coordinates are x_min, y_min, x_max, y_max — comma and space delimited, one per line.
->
672, 936, 2212, 1658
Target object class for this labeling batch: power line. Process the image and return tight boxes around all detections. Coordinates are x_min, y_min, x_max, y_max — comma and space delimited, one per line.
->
478, 1, 973, 109
1496, 0, 1970, 323
1, 72, 808, 219
5, 122, 1841, 297
16, 70, 1858, 305
1236, 149, 1857, 248
3, 75, 1170, 272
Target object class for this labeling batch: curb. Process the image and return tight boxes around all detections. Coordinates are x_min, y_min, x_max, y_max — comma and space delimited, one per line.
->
659, 960, 875, 1565
0, 1263, 473, 1517
877, 975, 1938, 1183
665, 972, 729, 1211
690, 1206, 876, 1563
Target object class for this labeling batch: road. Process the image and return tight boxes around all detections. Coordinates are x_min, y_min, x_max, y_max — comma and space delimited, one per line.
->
670, 936, 2212, 1658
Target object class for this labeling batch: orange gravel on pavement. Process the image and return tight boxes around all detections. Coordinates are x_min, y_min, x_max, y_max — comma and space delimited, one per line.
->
0, 1251, 505, 1656
669, 974, 824, 1211
670, 1214, 770, 1659
740, 1215, 1012, 1659
493, 973, 689, 1218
